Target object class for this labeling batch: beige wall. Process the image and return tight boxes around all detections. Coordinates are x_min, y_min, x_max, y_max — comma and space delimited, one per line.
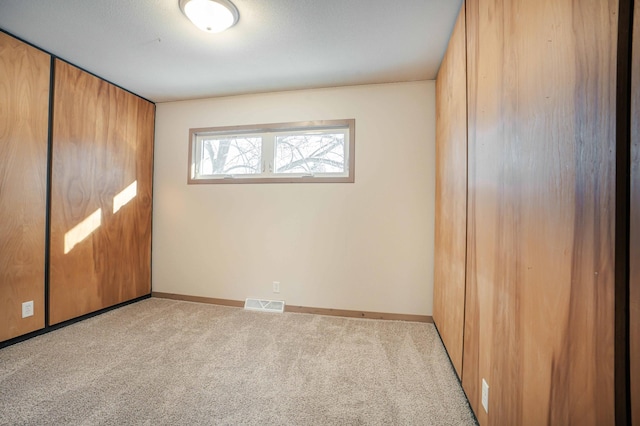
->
152, 81, 435, 315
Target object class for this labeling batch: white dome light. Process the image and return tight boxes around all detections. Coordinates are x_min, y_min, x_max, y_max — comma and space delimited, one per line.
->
179, 0, 239, 34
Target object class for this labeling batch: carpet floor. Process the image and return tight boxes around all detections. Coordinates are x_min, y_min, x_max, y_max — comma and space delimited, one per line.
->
0, 298, 476, 425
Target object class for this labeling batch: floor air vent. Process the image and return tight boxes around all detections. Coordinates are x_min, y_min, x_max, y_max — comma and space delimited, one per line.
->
244, 298, 285, 313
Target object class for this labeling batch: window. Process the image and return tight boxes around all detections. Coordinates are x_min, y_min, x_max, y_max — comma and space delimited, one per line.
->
188, 119, 355, 184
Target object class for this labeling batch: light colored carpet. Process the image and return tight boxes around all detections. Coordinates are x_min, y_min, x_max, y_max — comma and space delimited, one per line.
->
0, 298, 476, 425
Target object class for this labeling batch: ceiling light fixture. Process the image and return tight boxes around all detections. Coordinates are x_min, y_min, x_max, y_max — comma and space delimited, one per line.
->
179, 0, 239, 33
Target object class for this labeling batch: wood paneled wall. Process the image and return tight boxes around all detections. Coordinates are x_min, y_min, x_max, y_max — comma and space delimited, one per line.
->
0, 32, 50, 341
462, 1, 617, 424
433, 4, 468, 378
631, 2, 639, 422
49, 60, 154, 325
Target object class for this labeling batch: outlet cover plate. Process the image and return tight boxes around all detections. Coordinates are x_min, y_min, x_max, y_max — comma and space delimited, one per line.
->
273, 281, 280, 293
481, 378, 489, 413
22, 301, 34, 318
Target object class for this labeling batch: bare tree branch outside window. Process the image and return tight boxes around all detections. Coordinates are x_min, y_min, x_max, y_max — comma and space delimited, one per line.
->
200, 137, 262, 175
188, 119, 354, 184
274, 134, 345, 174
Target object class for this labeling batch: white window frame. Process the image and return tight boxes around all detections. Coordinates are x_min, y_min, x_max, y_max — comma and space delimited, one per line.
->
187, 119, 355, 184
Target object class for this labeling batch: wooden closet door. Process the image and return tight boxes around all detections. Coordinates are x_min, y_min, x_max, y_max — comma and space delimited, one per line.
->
0, 32, 49, 341
433, 4, 468, 378
630, 1, 639, 422
49, 60, 154, 325
462, 0, 617, 424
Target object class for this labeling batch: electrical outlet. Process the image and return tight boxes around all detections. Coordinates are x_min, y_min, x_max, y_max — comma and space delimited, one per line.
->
273, 281, 280, 293
22, 301, 34, 318
481, 378, 489, 413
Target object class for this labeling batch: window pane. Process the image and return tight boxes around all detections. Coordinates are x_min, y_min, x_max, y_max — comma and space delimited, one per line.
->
200, 137, 262, 175
188, 120, 354, 184
274, 133, 345, 174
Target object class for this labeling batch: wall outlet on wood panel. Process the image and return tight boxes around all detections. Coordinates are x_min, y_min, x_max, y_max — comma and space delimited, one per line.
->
481, 378, 489, 413
273, 281, 280, 293
22, 301, 34, 318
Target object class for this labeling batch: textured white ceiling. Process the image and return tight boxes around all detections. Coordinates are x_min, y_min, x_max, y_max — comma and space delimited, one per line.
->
0, 0, 462, 103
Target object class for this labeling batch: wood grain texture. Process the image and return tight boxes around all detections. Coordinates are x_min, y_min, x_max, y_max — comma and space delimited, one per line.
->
0, 32, 49, 342
462, 1, 617, 424
433, 3, 468, 378
631, 2, 639, 422
49, 60, 154, 325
